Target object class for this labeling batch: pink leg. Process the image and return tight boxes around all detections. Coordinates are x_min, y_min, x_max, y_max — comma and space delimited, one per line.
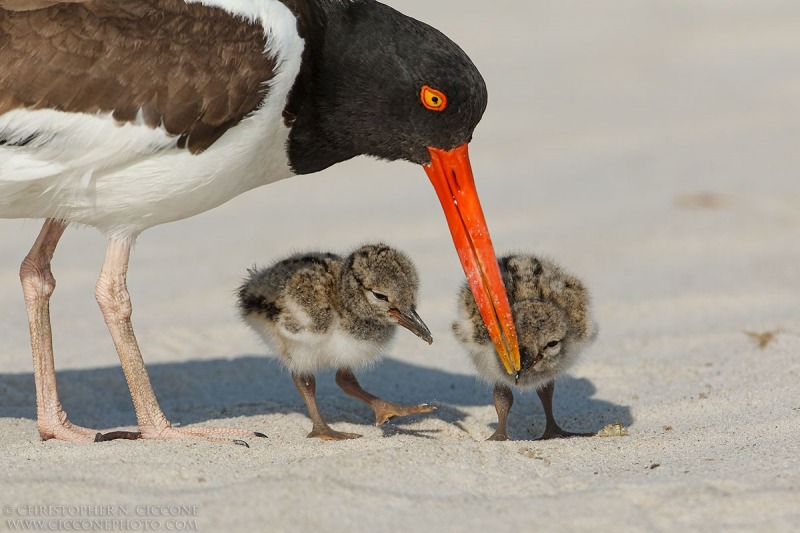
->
19, 220, 116, 442
95, 237, 264, 445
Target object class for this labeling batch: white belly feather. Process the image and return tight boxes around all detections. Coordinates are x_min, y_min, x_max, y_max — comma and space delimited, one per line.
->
244, 312, 386, 375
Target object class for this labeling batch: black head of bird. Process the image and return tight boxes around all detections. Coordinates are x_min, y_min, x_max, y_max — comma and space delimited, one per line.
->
285, 1, 519, 373
287, 1, 488, 172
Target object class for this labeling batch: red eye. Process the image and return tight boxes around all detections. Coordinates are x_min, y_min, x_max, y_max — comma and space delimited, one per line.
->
420, 85, 447, 112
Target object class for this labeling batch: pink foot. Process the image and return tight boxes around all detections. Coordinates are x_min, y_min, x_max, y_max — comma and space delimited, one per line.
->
133, 422, 267, 447
37, 411, 138, 443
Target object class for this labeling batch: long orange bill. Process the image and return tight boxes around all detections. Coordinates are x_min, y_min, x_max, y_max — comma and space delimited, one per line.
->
423, 144, 521, 375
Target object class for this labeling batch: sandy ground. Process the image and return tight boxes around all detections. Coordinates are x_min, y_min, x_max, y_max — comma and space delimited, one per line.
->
2, 1, 799, 531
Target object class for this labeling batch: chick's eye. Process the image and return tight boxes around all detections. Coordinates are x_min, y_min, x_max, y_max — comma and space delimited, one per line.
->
546, 340, 561, 349
371, 291, 389, 302
420, 85, 448, 112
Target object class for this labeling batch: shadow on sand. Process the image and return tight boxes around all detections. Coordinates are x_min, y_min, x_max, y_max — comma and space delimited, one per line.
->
0, 355, 631, 440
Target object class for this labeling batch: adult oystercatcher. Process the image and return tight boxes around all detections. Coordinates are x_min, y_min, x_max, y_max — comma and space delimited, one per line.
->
1, 0, 520, 444
238, 243, 435, 441
452, 254, 597, 441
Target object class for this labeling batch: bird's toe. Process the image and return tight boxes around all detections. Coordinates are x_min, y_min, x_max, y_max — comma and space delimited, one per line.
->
37, 414, 106, 443
307, 427, 362, 441
537, 425, 593, 440
486, 431, 510, 442
135, 424, 264, 446
373, 401, 437, 425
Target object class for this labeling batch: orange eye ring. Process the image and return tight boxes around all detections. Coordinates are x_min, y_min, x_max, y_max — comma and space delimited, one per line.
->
420, 85, 448, 112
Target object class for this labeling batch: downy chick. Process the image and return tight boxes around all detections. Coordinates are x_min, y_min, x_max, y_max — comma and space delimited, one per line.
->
453, 254, 597, 440
239, 243, 435, 440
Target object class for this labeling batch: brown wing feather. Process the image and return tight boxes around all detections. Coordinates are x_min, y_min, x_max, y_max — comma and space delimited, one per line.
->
0, 0, 277, 153
0, 1, 90, 12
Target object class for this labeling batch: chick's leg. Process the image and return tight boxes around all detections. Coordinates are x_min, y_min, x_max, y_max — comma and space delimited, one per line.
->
292, 372, 360, 440
335, 368, 435, 426
487, 383, 513, 441
536, 381, 592, 440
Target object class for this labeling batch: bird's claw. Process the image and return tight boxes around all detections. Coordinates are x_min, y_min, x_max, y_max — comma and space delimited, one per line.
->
308, 427, 362, 441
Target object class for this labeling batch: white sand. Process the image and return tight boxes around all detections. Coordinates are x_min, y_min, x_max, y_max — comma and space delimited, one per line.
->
2, 1, 799, 531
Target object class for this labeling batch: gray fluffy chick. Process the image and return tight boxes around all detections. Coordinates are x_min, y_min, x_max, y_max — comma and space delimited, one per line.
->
238, 243, 435, 441
453, 254, 597, 440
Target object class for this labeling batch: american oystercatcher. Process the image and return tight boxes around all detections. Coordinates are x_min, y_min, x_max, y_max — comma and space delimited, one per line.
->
238, 243, 435, 440
452, 254, 598, 441
1, 0, 520, 444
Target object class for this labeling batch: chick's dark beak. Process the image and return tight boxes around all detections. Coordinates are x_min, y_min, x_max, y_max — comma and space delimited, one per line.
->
520, 348, 535, 372
389, 308, 433, 345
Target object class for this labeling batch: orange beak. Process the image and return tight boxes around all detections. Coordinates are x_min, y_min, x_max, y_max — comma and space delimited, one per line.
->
424, 144, 521, 374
